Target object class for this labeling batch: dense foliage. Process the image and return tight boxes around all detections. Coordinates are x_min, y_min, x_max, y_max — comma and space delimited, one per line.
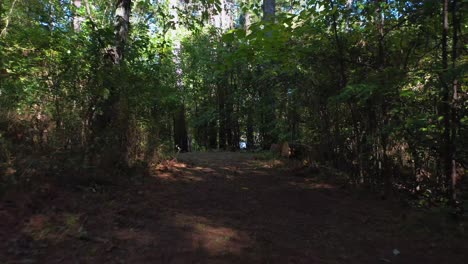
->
0, 0, 466, 209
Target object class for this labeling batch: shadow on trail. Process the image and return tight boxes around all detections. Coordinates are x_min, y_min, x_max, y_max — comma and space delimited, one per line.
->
1, 152, 467, 263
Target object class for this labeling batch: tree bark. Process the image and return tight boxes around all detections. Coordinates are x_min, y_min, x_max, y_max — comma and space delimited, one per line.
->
89, 0, 132, 167
208, 118, 218, 149
73, 0, 82, 32
174, 105, 188, 152
328, 0, 348, 172
441, 0, 454, 197
376, 0, 392, 197
450, 0, 459, 202
218, 83, 226, 149
246, 110, 254, 149
225, 81, 233, 149
114, 0, 131, 64
329, 0, 347, 89
0, 0, 4, 75
263, 0, 275, 22
260, 0, 277, 148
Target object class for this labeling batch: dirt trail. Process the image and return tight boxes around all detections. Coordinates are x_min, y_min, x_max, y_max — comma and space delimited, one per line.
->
1, 152, 467, 263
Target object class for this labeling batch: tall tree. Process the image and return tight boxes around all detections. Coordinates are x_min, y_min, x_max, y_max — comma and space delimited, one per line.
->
263, 0, 275, 21
171, 0, 189, 152
114, 0, 132, 64
441, 0, 454, 199
259, 0, 277, 148
449, 0, 460, 202
73, 0, 82, 32
90, 0, 132, 166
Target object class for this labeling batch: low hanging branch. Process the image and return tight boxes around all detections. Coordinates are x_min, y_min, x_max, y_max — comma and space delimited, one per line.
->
0, 0, 19, 38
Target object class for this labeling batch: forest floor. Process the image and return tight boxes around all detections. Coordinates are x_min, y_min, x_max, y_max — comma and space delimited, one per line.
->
1, 152, 467, 264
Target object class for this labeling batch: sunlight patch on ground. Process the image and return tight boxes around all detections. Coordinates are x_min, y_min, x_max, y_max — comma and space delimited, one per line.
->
153, 160, 187, 171
150, 161, 205, 182
172, 162, 188, 168
173, 213, 251, 256
247, 159, 285, 169
198, 167, 216, 173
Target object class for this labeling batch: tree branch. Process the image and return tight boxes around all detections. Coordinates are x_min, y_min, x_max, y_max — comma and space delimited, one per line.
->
0, 0, 19, 38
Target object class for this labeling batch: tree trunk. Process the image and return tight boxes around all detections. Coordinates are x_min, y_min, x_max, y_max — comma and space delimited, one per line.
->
0, 0, 4, 75
145, 106, 160, 163
225, 89, 233, 149
218, 83, 226, 149
232, 114, 240, 150
441, 0, 454, 198
450, 0, 459, 202
259, 0, 277, 147
376, 0, 392, 197
246, 110, 254, 149
329, 0, 347, 89
114, 0, 131, 64
89, 0, 132, 168
263, 0, 275, 22
73, 0, 82, 32
208, 119, 218, 149
174, 105, 188, 152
